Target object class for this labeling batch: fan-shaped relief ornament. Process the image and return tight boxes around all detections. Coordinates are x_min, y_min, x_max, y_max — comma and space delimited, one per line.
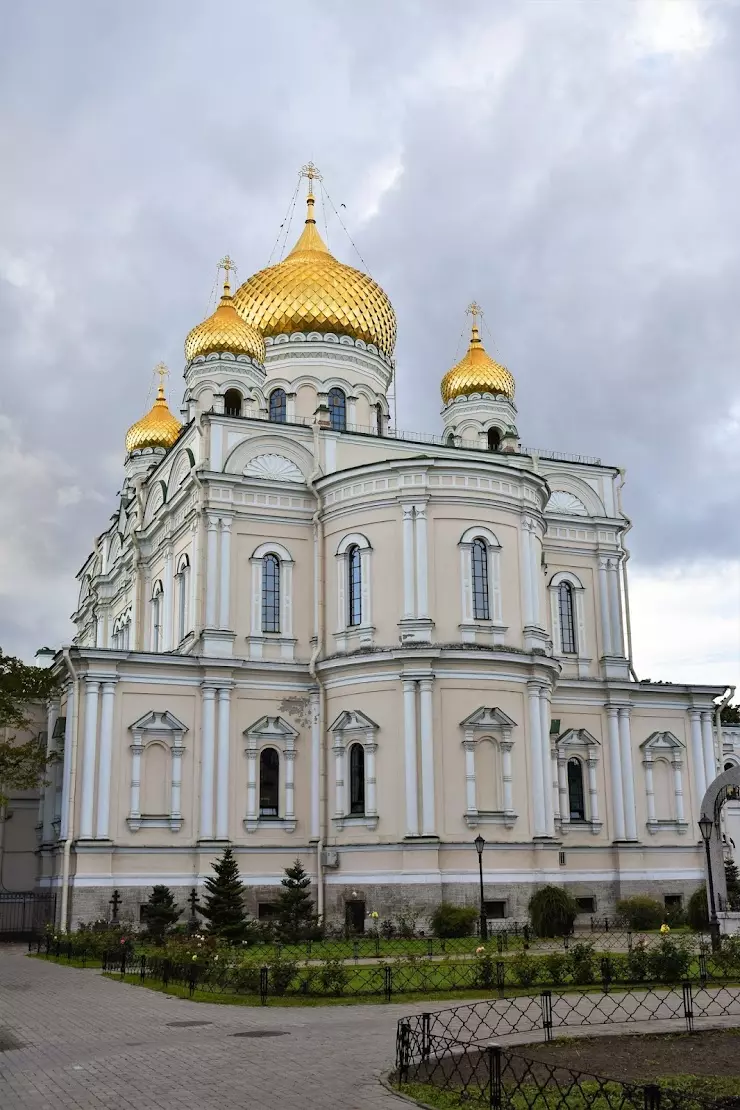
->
243, 453, 304, 483
546, 490, 588, 516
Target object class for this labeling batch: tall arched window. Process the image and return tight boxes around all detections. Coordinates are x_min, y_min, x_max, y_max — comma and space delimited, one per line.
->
487, 427, 501, 452
558, 581, 577, 654
262, 554, 280, 633
375, 403, 384, 436
224, 388, 243, 417
567, 757, 586, 820
347, 544, 362, 626
259, 748, 280, 816
269, 388, 287, 423
176, 555, 190, 643
328, 387, 346, 432
151, 581, 163, 652
349, 743, 365, 814
471, 538, 490, 620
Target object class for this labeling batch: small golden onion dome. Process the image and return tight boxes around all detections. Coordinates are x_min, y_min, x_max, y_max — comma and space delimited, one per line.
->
441, 314, 516, 405
125, 379, 182, 454
233, 190, 397, 358
184, 274, 265, 364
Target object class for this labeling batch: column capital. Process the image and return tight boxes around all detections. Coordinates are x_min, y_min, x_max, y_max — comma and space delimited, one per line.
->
220, 515, 233, 532
688, 707, 702, 720
101, 679, 118, 694
401, 504, 415, 520
207, 514, 220, 530
418, 676, 435, 692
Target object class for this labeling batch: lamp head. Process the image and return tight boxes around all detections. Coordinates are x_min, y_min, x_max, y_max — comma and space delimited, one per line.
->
698, 814, 714, 843
474, 834, 485, 856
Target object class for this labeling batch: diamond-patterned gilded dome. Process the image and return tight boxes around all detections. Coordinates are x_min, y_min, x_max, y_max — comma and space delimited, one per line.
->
233, 194, 396, 358
441, 319, 515, 405
125, 380, 182, 454
185, 277, 265, 364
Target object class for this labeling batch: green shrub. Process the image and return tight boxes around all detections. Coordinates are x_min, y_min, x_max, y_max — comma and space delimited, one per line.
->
232, 964, 261, 993
647, 936, 692, 983
430, 903, 479, 938
712, 935, 740, 977
687, 887, 709, 931
511, 952, 539, 987
528, 886, 577, 937
474, 951, 495, 989
319, 956, 348, 995
615, 896, 665, 931
543, 952, 569, 986
625, 939, 650, 982
268, 954, 298, 996
569, 942, 596, 985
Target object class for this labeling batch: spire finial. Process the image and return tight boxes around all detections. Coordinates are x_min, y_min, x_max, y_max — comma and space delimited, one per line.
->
154, 361, 169, 400
218, 254, 237, 297
466, 301, 483, 344
300, 161, 323, 224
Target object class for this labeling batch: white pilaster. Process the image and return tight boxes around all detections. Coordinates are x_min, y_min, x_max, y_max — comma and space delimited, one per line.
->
618, 707, 637, 840
607, 560, 623, 656
689, 709, 707, 807
163, 548, 173, 651
218, 518, 232, 629
403, 679, 419, 836
205, 515, 219, 628
246, 747, 258, 827
528, 682, 546, 836
606, 706, 625, 840
501, 739, 514, 814
216, 687, 230, 839
79, 679, 100, 838
529, 523, 542, 629
365, 740, 378, 819
520, 521, 534, 627
644, 758, 656, 823
557, 755, 568, 825
60, 684, 75, 841
419, 677, 436, 835
284, 749, 297, 824
171, 741, 184, 828
200, 687, 216, 839
463, 738, 477, 816
587, 755, 599, 824
95, 680, 116, 839
672, 757, 685, 823
333, 737, 345, 819
310, 691, 320, 840
414, 504, 429, 618
129, 735, 142, 826
539, 687, 554, 835
598, 559, 613, 656
190, 519, 199, 633
701, 710, 716, 786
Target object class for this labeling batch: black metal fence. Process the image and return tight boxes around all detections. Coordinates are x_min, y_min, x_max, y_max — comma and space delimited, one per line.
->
0, 893, 55, 939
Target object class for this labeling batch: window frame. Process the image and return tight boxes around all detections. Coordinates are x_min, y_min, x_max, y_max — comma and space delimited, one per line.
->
258, 746, 280, 818
471, 537, 490, 620
334, 534, 374, 651
269, 388, 287, 423
261, 553, 281, 633
566, 756, 586, 821
349, 742, 366, 814
150, 581, 164, 652
558, 580, 577, 654
223, 388, 243, 417
548, 572, 587, 663
458, 527, 504, 644
175, 555, 190, 644
328, 387, 347, 432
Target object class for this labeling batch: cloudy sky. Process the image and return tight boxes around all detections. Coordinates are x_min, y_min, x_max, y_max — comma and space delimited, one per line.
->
1, 0, 738, 691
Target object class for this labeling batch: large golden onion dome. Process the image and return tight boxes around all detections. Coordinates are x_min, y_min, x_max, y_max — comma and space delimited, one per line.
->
185, 267, 265, 364
125, 369, 182, 454
441, 308, 515, 405
233, 184, 396, 358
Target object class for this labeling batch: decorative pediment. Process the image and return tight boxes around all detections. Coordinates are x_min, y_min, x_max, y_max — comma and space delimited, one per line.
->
546, 491, 588, 516
329, 709, 379, 734
461, 707, 517, 732
641, 731, 683, 752
244, 715, 299, 743
129, 710, 188, 740
243, 453, 304, 483
557, 728, 599, 749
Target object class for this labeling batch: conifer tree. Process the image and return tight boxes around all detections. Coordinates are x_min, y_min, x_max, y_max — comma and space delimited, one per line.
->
725, 857, 740, 911
141, 885, 181, 944
275, 858, 315, 940
199, 846, 247, 941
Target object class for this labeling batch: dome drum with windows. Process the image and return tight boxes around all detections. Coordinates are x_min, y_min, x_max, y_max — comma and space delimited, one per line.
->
185, 257, 265, 365
441, 304, 515, 405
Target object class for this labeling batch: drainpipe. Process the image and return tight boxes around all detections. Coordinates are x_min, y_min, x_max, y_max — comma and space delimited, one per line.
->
615, 469, 639, 683
306, 421, 326, 920
59, 648, 80, 933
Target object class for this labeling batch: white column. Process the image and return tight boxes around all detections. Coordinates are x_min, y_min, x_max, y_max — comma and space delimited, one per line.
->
403, 679, 419, 836
95, 680, 116, 839
216, 687, 230, 839
701, 710, 716, 787
608, 561, 623, 656
246, 749, 258, 826
672, 758, 685, 823
463, 739, 477, 816
587, 756, 599, 824
205, 515, 219, 628
539, 687, 554, 835
419, 677, 436, 835
79, 679, 100, 838
333, 738, 345, 819
619, 707, 637, 840
557, 755, 568, 825
162, 548, 173, 651
60, 684, 75, 841
200, 687, 216, 839
529, 525, 542, 629
310, 691, 320, 840
414, 504, 429, 618
643, 758, 656, 823
284, 749, 296, 823
365, 740, 378, 818
528, 682, 546, 837
171, 743, 184, 826
606, 706, 625, 840
218, 517, 232, 629
520, 522, 534, 627
190, 520, 199, 632
402, 505, 415, 617
501, 740, 514, 814
689, 710, 707, 809
598, 559, 613, 656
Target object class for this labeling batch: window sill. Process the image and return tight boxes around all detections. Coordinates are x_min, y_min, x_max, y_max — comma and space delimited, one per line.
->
459, 622, 507, 647
464, 810, 517, 829
333, 625, 375, 653
127, 815, 183, 832
246, 634, 297, 661
243, 816, 297, 834
646, 820, 689, 835
333, 814, 379, 831
559, 818, 603, 836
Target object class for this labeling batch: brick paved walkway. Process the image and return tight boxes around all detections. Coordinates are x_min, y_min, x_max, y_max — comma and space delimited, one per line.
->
0, 947, 414, 1109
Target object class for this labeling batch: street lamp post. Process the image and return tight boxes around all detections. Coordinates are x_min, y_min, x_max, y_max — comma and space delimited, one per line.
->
474, 835, 487, 942
698, 813, 721, 952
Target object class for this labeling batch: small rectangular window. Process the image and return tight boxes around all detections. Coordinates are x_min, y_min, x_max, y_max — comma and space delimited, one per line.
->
484, 900, 506, 920
258, 902, 278, 920
559, 850, 566, 867
576, 896, 596, 914
664, 894, 683, 910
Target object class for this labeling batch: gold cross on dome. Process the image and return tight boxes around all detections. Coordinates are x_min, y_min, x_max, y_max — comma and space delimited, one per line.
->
466, 301, 483, 321
154, 362, 169, 391
218, 255, 237, 282
300, 161, 323, 183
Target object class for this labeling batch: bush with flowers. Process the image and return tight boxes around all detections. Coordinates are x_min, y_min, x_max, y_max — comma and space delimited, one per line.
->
646, 932, 692, 982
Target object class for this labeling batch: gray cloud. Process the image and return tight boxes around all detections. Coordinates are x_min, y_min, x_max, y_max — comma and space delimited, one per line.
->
1, 0, 739, 664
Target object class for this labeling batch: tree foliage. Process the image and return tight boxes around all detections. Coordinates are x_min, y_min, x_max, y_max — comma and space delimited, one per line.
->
721, 703, 740, 725
198, 846, 248, 942
274, 858, 315, 940
528, 885, 578, 937
0, 648, 59, 806
141, 885, 181, 943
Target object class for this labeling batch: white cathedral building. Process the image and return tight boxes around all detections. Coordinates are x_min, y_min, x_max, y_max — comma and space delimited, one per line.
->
39, 168, 732, 930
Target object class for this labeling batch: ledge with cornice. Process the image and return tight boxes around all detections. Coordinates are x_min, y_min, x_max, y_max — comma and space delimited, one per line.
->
264, 331, 393, 391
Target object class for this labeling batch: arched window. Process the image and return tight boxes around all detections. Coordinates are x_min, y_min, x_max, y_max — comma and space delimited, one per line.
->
446, 433, 456, 446
261, 554, 280, 633
347, 545, 362, 626
176, 555, 190, 643
269, 388, 287, 423
375, 403, 384, 437
151, 581, 163, 652
567, 758, 586, 821
558, 581, 577, 654
725, 761, 736, 773
349, 743, 365, 814
328, 387, 346, 432
471, 538, 490, 620
259, 748, 279, 816
487, 427, 501, 452
224, 388, 243, 417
